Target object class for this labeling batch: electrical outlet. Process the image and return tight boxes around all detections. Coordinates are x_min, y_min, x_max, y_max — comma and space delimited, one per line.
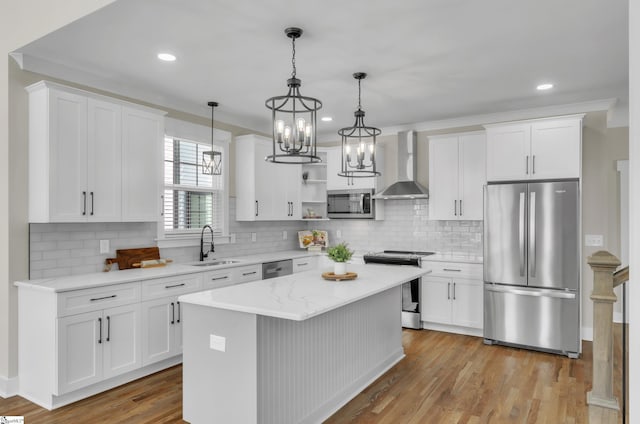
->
282, 231, 287, 240
336, 230, 342, 239
210, 334, 226, 352
99, 239, 109, 254
251, 232, 257, 242
585, 234, 604, 247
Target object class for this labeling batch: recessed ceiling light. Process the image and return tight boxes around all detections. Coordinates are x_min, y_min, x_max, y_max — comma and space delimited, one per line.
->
157, 53, 176, 62
537, 83, 553, 91
321, 116, 333, 122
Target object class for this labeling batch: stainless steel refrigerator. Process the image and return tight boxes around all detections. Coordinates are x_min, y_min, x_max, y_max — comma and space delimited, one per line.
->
483, 180, 580, 358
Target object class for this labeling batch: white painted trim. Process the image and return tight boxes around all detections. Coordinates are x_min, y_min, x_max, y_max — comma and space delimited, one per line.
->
21, 356, 182, 410
377, 100, 615, 137
16, 53, 266, 133
422, 322, 483, 338
0, 374, 19, 398
582, 325, 593, 342
24, 80, 167, 116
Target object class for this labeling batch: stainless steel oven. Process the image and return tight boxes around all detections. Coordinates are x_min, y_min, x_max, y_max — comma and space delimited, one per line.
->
363, 250, 435, 329
327, 189, 375, 219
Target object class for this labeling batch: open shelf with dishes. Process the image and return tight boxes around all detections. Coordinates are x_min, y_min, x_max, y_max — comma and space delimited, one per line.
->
301, 150, 327, 220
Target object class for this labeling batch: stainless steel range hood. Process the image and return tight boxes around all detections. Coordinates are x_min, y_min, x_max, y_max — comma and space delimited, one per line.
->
375, 130, 429, 199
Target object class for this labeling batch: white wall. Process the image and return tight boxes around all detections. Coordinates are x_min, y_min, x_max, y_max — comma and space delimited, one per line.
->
628, 0, 639, 421
0, 0, 116, 394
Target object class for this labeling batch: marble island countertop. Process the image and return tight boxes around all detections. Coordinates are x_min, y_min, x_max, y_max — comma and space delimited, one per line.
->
179, 263, 430, 321
15, 249, 321, 292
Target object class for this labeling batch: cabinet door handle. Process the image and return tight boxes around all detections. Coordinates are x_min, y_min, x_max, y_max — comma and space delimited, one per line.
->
447, 282, 451, 300
170, 302, 175, 325
242, 271, 257, 276
177, 301, 181, 323
90, 294, 117, 302
82, 191, 87, 216
106, 316, 110, 342
165, 283, 186, 289
453, 282, 456, 300
98, 317, 102, 344
443, 268, 461, 272
454, 200, 457, 216
297, 262, 308, 267
211, 276, 229, 281
532, 155, 536, 174
526, 155, 529, 174
161, 194, 165, 216
90, 192, 94, 216
255, 200, 259, 217
459, 199, 463, 216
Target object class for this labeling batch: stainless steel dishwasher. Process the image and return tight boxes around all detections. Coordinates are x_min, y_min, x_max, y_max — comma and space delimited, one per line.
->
262, 259, 293, 279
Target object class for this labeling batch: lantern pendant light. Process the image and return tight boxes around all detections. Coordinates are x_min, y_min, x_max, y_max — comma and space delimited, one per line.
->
338, 72, 381, 179
265, 27, 322, 164
202, 101, 222, 175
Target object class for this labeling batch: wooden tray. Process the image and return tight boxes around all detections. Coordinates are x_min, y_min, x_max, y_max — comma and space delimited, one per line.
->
322, 271, 358, 281
106, 247, 160, 270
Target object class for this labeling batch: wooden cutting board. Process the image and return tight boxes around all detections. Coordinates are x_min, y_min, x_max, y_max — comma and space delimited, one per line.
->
108, 247, 160, 270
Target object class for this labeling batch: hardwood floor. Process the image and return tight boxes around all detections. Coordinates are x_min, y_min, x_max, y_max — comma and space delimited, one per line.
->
0, 329, 623, 423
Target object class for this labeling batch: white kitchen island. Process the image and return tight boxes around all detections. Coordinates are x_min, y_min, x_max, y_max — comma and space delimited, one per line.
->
179, 263, 428, 424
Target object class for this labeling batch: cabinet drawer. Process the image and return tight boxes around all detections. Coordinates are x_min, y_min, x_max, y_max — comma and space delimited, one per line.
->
141, 274, 202, 300
57, 282, 140, 317
234, 265, 262, 284
292, 256, 318, 273
201, 269, 235, 290
423, 261, 483, 279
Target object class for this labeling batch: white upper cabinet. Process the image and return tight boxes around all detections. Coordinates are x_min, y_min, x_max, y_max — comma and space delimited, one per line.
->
27, 81, 166, 223
235, 134, 301, 221
88, 98, 122, 221
121, 107, 163, 221
428, 132, 486, 221
325, 146, 383, 190
485, 115, 583, 182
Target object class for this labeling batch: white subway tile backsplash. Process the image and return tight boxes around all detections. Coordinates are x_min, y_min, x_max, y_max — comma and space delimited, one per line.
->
29, 198, 482, 279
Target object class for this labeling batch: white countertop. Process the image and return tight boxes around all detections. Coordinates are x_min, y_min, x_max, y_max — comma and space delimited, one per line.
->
179, 263, 429, 321
15, 249, 321, 292
425, 252, 483, 264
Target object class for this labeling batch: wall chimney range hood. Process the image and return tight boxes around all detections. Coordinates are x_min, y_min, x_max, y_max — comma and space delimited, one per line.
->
375, 130, 429, 199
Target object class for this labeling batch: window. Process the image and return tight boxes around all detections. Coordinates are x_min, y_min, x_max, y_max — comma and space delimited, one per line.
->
163, 136, 225, 236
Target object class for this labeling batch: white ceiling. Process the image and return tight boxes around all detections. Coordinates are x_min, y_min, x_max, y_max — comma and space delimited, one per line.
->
14, 0, 629, 139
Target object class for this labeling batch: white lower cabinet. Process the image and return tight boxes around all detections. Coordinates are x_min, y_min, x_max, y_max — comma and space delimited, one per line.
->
141, 296, 183, 366
18, 253, 318, 409
421, 261, 483, 334
57, 303, 141, 394
292, 256, 319, 273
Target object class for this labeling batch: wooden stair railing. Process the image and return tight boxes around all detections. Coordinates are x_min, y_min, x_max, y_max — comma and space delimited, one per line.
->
614, 266, 630, 288
587, 251, 628, 411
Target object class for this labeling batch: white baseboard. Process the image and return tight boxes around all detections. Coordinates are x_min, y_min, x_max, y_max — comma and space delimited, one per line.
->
582, 326, 593, 342
0, 374, 19, 398
422, 322, 483, 338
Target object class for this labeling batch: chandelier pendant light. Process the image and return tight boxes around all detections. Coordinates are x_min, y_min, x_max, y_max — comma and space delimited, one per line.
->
202, 101, 222, 175
265, 27, 322, 164
338, 72, 381, 179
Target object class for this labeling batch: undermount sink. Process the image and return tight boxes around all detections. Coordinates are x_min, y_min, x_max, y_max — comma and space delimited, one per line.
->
191, 260, 240, 267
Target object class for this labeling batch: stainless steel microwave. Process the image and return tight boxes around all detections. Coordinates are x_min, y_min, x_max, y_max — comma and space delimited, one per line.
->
327, 189, 375, 219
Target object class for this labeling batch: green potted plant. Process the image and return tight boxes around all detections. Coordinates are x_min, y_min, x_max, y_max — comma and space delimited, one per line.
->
326, 242, 354, 275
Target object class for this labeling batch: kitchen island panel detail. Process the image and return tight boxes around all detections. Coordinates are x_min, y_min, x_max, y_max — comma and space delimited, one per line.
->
182, 286, 402, 424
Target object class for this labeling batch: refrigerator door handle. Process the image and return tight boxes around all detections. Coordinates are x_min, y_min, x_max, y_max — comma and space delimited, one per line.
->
519, 192, 525, 276
530, 191, 536, 277
485, 284, 576, 299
